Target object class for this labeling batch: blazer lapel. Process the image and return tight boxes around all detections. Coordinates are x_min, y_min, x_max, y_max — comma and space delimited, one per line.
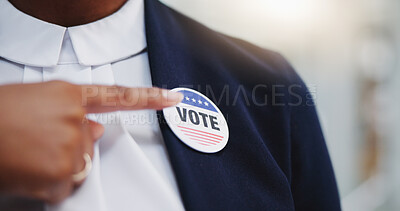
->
144, 1, 247, 210
144, 1, 232, 209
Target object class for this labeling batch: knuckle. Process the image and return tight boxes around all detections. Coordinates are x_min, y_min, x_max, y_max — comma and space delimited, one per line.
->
119, 87, 132, 102
47, 157, 74, 182
145, 88, 163, 107
98, 85, 120, 107
120, 87, 131, 102
48, 80, 82, 107
49, 128, 82, 180
119, 87, 139, 107
63, 127, 82, 150
69, 105, 86, 120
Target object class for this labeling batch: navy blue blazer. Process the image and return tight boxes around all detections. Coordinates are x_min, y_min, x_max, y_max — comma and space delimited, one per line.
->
0, 0, 341, 210
145, 0, 340, 210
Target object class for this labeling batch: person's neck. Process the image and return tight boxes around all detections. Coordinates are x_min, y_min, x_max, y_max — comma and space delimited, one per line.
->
9, 0, 128, 27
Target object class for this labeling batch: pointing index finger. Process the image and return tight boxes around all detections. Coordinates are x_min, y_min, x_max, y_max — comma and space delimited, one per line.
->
80, 85, 183, 113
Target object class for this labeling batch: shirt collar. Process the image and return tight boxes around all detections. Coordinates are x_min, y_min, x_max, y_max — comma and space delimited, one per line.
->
0, 0, 146, 67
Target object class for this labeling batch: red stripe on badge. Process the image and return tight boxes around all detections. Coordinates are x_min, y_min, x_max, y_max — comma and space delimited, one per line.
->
196, 142, 211, 146
177, 126, 224, 138
182, 132, 221, 143
180, 130, 222, 142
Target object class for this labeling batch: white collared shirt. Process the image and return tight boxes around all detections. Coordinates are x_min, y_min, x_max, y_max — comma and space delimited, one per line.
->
0, 0, 185, 210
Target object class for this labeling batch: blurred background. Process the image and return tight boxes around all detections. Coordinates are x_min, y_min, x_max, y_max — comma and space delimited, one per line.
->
161, 0, 400, 210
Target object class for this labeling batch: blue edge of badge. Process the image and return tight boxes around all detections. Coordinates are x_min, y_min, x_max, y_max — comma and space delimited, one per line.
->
178, 90, 218, 113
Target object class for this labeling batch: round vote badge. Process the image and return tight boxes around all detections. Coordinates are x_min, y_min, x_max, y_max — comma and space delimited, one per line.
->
163, 88, 229, 153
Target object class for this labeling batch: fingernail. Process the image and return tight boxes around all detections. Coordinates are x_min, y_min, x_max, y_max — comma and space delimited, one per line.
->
163, 90, 184, 103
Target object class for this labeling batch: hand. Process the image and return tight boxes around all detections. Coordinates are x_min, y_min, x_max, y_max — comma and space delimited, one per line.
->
0, 81, 183, 203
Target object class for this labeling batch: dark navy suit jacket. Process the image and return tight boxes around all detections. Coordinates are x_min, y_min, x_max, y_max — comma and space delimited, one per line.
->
0, 0, 341, 210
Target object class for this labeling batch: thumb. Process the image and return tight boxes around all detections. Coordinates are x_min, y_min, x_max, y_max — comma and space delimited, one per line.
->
88, 120, 105, 141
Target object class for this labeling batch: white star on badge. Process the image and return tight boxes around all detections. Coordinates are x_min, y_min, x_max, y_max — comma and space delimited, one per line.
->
198, 100, 203, 104
192, 98, 196, 102
185, 97, 190, 101
204, 102, 209, 106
